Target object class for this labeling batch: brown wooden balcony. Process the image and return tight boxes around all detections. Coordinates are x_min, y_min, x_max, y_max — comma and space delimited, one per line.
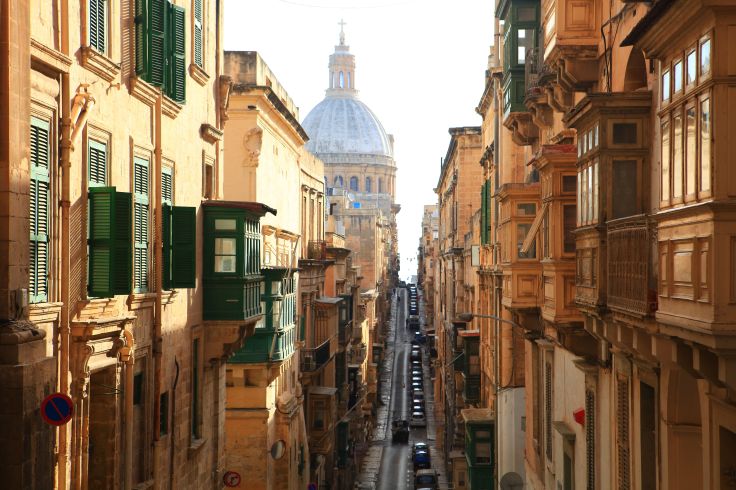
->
301, 339, 332, 372
574, 226, 606, 313
307, 240, 327, 260
607, 215, 655, 318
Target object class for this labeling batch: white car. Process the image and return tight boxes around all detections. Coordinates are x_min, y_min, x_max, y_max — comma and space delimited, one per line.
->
410, 411, 427, 427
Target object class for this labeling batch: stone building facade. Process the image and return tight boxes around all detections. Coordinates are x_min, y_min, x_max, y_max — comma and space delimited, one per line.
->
2, 0, 276, 488
421, 0, 736, 489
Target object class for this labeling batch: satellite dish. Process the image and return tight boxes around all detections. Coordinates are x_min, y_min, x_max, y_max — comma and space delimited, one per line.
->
270, 440, 286, 460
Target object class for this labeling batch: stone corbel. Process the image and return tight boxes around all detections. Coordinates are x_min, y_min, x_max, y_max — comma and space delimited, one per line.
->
70, 343, 94, 400
219, 75, 233, 123
203, 319, 260, 362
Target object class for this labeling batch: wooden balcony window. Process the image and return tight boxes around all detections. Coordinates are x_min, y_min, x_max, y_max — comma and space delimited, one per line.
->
607, 215, 653, 317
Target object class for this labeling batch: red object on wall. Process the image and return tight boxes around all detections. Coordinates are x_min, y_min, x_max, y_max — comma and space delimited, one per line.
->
573, 408, 585, 426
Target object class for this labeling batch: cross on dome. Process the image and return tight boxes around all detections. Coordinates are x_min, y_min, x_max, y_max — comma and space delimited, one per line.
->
338, 19, 346, 45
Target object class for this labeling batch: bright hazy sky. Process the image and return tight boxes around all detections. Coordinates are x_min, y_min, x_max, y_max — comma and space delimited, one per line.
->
224, 0, 494, 281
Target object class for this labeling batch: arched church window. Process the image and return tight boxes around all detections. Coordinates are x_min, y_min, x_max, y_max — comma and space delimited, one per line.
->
348, 72, 352, 88
349, 176, 358, 191
334, 176, 344, 187
378, 178, 384, 193
339, 71, 344, 88
365, 177, 372, 193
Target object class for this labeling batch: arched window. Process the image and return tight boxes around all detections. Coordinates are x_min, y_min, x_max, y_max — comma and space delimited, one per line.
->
348, 72, 352, 88
365, 177, 372, 193
339, 71, 344, 88
334, 175, 343, 187
349, 176, 358, 191
378, 178, 384, 193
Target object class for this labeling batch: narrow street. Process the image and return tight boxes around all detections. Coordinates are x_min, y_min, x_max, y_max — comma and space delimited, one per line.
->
357, 288, 448, 489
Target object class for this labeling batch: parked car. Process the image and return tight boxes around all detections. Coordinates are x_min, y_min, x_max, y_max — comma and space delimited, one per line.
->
411, 350, 422, 362
411, 404, 424, 415
411, 375, 423, 384
412, 442, 429, 455
414, 469, 438, 489
412, 389, 425, 399
412, 394, 425, 405
413, 449, 431, 471
410, 411, 427, 427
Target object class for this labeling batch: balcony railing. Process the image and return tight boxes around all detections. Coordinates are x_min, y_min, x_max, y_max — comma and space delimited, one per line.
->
301, 339, 331, 372
607, 215, 652, 316
307, 240, 327, 260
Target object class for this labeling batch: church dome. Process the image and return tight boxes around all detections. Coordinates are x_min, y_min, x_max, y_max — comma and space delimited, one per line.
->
303, 96, 392, 157
302, 24, 393, 160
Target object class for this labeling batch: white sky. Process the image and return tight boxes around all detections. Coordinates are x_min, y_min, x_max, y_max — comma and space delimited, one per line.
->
224, 0, 494, 281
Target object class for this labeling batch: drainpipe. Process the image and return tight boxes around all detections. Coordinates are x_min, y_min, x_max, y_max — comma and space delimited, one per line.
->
121, 330, 135, 490
152, 92, 164, 480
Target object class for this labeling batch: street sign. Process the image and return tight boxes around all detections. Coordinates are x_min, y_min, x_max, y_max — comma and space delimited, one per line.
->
223, 471, 241, 487
40, 393, 73, 426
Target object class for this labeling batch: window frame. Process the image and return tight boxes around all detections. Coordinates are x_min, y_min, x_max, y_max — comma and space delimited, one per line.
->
29, 115, 53, 304
133, 154, 151, 293
88, 0, 109, 55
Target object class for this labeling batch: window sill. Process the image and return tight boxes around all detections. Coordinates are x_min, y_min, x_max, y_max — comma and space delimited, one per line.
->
130, 77, 160, 107
188, 437, 207, 458
200, 123, 223, 144
28, 302, 63, 323
127, 292, 157, 311
81, 47, 120, 82
189, 63, 210, 86
162, 95, 183, 119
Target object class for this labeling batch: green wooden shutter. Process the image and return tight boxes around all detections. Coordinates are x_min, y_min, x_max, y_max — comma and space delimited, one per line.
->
194, 0, 203, 68
30, 117, 50, 303
89, 188, 132, 298
113, 192, 133, 294
480, 181, 487, 245
171, 206, 196, 288
134, 0, 148, 76
168, 3, 186, 103
162, 203, 172, 290
88, 139, 107, 186
162, 166, 173, 204
134, 158, 149, 292
89, 0, 106, 53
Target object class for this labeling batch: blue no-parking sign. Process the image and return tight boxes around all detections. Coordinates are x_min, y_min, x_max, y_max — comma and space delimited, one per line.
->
40, 393, 73, 426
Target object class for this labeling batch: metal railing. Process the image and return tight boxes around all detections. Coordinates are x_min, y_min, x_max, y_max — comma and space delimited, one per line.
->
301, 339, 331, 372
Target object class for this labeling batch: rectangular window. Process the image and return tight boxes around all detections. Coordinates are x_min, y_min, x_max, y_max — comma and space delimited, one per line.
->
193, 0, 203, 68
662, 70, 671, 101
686, 49, 697, 86
475, 440, 491, 464
545, 361, 553, 460
700, 37, 711, 76
214, 238, 237, 273
577, 172, 582, 225
163, 205, 196, 289
88, 139, 107, 186
313, 400, 326, 430
661, 118, 671, 202
135, 0, 187, 103
542, 212, 550, 259
30, 117, 51, 303
563, 205, 576, 254
517, 223, 536, 259
587, 164, 593, 223
517, 29, 534, 64
673, 60, 683, 93
617, 377, 631, 490
133, 157, 150, 292
640, 382, 656, 490
673, 112, 683, 199
685, 104, 697, 197
562, 175, 576, 193
700, 97, 711, 193
585, 389, 596, 490
594, 124, 599, 148
89, 0, 107, 53
592, 159, 598, 223
612, 160, 638, 219
517, 203, 536, 216
133, 372, 144, 405
191, 338, 201, 439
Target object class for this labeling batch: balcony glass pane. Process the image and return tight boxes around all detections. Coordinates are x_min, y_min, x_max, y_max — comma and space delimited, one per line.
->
215, 219, 236, 230
673, 112, 683, 198
592, 159, 598, 222
517, 223, 536, 259
517, 203, 536, 216
214, 237, 237, 273
674, 60, 683, 93
686, 50, 696, 85
686, 105, 697, 195
662, 70, 670, 101
700, 38, 711, 76
661, 119, 671, 201
517, 29, 534, 65
475, 441, 491, 463
700, 97, 711, 192
586, 165, 593, 223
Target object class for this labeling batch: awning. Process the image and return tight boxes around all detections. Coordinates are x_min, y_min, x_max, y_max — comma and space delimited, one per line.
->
520, 202, 549, 255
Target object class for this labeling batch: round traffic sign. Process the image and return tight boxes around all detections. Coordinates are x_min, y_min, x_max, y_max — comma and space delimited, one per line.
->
223, 471, 241, 487
40, 393, 73, 426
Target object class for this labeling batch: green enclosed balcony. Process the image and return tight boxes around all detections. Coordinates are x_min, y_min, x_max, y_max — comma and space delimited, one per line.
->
462, 408, 495, 490
202, 201, 275, 322
459, 330, 481, 404
230, 271, 297, 363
